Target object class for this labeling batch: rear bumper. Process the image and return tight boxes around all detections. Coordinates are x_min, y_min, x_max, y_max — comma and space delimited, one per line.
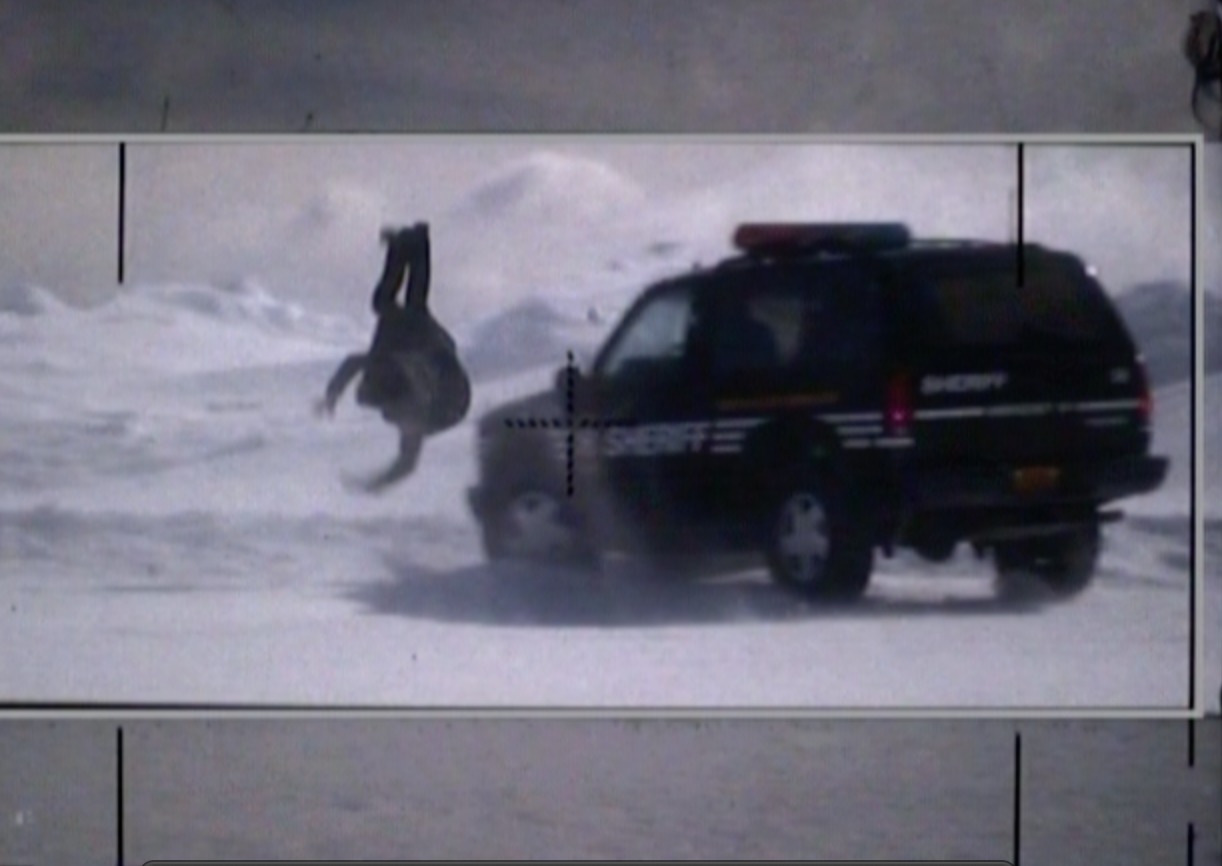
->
904, 454, 1169, 510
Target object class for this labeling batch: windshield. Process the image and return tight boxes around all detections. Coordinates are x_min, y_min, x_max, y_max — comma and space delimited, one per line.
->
596, 286, 695, 377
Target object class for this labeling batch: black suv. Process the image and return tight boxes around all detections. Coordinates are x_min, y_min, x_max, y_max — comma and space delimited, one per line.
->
467, 223, 1169, 600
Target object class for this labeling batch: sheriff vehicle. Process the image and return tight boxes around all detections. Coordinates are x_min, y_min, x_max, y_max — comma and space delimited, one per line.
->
467, 223, 1169, 600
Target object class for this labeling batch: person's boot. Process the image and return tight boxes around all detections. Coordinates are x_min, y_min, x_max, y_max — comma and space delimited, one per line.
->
402, 223, 431, 310
371, 228, 414, 315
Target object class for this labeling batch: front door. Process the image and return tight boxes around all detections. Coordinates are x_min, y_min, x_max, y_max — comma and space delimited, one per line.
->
587, 283, 712, 547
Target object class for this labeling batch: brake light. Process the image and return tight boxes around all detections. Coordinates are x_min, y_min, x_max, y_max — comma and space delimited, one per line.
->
1136, 360, 1152, 424
886, 372, 914, 435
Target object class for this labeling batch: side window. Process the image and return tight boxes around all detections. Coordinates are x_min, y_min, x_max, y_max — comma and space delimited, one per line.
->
597, 286, 695, 378
710, 268, 882, 378
792, 268, 883, 375
710, 288, 798, 375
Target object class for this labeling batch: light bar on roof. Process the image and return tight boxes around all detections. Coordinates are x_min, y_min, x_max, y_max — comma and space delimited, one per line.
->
733, 222, 912, 255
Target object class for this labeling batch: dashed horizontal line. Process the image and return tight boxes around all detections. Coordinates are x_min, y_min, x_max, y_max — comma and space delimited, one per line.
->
503, 417, 636, 429
506, 398, 1140, 440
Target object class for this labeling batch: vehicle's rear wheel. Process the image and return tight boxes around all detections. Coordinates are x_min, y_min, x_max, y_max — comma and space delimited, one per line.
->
764, 474, 873, 601
993, 523, 1100, 600
481, 484, 598, 569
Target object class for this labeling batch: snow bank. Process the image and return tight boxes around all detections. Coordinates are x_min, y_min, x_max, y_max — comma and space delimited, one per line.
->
0, 283, 72, 317
454, 151, 646, 225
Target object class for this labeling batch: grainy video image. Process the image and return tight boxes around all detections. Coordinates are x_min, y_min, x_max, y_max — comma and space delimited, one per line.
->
0, 140, 1206, 709
0, 718, 1218, 864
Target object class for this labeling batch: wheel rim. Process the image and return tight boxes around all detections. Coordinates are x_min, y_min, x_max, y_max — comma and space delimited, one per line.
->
776, 492, 831, 585
502, 490, 578, 558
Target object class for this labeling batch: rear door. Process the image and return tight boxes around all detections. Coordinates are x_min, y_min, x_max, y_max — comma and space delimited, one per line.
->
898, 251, 1148, 467
699, 263, 887, 520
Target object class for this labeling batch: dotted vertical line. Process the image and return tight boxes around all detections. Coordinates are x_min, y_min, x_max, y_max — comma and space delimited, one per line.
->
566, 350, 576, 497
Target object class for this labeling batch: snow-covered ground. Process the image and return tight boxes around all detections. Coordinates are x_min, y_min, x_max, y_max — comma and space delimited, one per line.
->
0, 273, 1209, 710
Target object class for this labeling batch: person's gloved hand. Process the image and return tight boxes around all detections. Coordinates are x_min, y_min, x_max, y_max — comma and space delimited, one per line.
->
313, 394, 337, 418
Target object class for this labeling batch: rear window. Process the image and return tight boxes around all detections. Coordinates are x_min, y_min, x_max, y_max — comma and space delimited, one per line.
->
910, 258, 1125, 349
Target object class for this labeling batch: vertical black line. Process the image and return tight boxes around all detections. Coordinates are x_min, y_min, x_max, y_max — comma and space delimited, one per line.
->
1189, 718, 1196, 767
1012, 731, 1022, 866
117, 142, 126, 285
116, 726, 124, 866
565, 350, 576, 497
1187, 821, 1194, 866
1188, 143, 1198, 712
1016, 142, 1025, 288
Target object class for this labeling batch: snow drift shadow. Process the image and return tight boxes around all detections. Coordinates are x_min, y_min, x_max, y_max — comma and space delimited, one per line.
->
352, 553, 1052, 628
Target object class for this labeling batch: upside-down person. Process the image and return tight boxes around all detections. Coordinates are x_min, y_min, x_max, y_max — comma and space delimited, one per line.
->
1186, 3, 1222, 131
316, 223, 472, 492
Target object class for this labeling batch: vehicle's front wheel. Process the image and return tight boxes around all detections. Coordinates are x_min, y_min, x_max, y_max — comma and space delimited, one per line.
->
480, 484, 598, 569
763, 474, 873, 601
993, 523, 1100, 600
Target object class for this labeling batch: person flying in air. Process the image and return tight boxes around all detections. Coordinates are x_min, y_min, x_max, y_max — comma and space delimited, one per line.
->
1187, 1, 1222, 132
316, 223, 472, 492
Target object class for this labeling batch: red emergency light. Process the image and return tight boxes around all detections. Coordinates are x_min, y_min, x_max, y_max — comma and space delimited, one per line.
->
733, 222, 912, 256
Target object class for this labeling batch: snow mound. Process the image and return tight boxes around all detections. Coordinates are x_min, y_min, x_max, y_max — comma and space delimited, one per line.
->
457, 151, 645, 224
0, 279, 365, 378
462, 299, 601, 381
0, 283, 72, 317
1113, 281, 1222, 387
1122, 373, 1219, 517
110, 278, 362, 345
1161, 374, 1220, 506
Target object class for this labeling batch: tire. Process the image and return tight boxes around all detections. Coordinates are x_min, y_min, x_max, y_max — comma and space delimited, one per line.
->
763, 472, 873, 601
480, 483, 598, 569
993, 523, 1100, 600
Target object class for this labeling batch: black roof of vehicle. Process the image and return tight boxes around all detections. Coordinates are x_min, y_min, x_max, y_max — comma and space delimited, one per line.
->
714, 239, 1081, 271
642, 222, 1085, 277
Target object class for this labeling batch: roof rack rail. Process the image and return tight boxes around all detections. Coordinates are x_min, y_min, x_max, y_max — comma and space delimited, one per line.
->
905, 238, 1004, 249
733, 222, 912, 257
